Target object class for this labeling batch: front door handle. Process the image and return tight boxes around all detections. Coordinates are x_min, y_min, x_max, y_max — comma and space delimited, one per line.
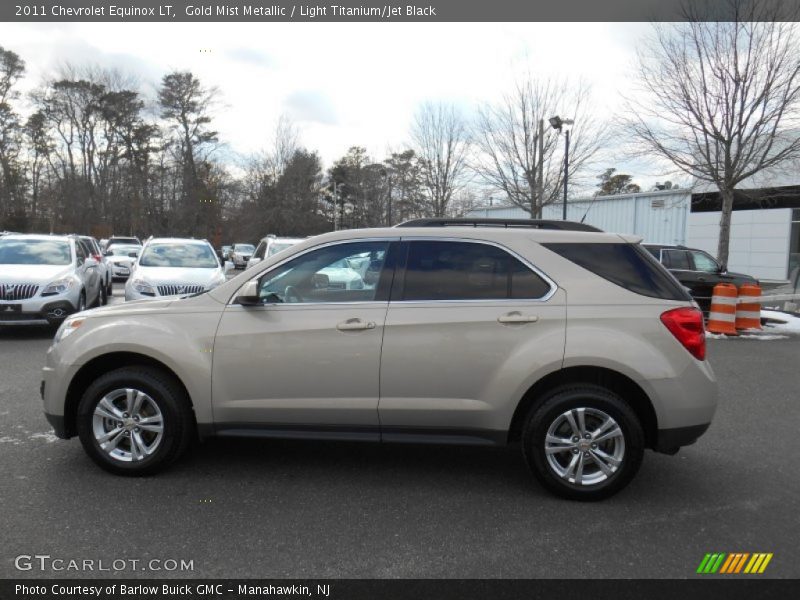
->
497, 312, 539, 324
336, 318, 376, 331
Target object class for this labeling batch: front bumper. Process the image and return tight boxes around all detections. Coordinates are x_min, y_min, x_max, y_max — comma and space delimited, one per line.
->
0, 298, 79, 326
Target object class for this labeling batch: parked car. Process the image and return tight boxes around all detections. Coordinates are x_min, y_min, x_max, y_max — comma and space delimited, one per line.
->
79, 236, 112, 300
229, 243, 255, 269
42, 219, 717, 500
644, 244, 758, 314
124, 237, 226, 301
248, 236, 304, 268
218, 245, 232, 263
105, 236, 142, 251
104, 243, 141, 281
0, 234, 103, 326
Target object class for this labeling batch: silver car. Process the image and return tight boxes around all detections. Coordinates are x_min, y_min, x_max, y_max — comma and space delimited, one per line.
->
0, 234, 103, 326
42, 220, 717, 500
229, 243, 255, 269
248, 236, 304, 268
104, 243, 141, 281
124, 238, 226, 301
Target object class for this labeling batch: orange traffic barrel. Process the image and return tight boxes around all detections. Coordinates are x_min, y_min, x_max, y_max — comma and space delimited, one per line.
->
736, 283, 762, 330
707, 283, 738, 335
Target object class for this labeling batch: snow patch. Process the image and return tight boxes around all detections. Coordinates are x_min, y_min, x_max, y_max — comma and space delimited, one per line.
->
0, 436, 21, 445
29, 432, 59, 443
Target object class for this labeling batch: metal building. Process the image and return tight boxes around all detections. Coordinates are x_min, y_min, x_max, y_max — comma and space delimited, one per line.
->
467, 189, 691, 245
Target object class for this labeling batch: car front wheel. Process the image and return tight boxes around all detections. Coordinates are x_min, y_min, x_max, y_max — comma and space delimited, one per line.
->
522, 384, 644, 501
76, 367, 194, 475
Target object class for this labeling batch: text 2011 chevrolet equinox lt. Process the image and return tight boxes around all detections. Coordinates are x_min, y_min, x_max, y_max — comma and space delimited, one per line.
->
41, 220, 717, 500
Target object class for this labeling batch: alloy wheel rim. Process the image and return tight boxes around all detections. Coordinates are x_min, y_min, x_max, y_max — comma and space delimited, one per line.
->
92, 388, 164, 462
544, 407, 625, 486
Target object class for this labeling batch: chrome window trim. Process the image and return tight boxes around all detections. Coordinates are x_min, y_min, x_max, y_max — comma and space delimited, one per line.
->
226, 235, 559, 307
226, 237, 400, 306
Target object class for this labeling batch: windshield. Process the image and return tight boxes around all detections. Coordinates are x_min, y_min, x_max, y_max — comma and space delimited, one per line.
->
106, 244, 140, 256
267, 242, 297, 257
0, 239, 72, 266
234, 244, 255, 253
139, 243, 219, 268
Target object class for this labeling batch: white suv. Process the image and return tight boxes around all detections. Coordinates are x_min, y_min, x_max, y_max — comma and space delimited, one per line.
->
124, 238, 226, 301
41, 219, 717, 500
248, 235, 304, 268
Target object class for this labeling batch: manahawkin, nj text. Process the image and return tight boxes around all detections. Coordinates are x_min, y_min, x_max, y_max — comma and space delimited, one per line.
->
16, 4, 438, 19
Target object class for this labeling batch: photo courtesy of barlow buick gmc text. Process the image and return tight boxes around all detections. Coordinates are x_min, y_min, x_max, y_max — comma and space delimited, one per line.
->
1, 1, 799, 599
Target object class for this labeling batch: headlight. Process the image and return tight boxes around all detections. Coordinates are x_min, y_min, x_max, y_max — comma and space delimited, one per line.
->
42, 278, 75, 296
131, 279, 156, 296
53, 317, 85, 344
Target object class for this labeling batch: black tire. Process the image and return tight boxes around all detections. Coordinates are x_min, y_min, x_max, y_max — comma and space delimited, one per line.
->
106, 276, 113, 297
76, 291, 86, 313
99, 282, 108, 306
76, 366, 194, 475
522, 384, 644, 501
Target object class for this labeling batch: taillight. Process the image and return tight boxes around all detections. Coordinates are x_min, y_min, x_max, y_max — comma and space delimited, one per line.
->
93, 254, 102, 262
660, 307, 706, 361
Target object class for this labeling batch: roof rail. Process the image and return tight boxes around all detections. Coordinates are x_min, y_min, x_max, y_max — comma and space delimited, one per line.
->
395, 218, 603, 232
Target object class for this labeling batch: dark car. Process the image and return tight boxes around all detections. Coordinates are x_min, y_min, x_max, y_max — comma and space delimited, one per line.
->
644, 244, 758, 314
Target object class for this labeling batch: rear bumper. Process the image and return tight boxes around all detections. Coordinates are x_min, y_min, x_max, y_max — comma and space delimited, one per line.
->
654, 423, 710, 454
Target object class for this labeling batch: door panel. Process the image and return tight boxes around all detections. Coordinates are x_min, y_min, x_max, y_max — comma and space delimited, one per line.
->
211, 239, 395, 432
379, 293, 567, 437
212, 303, 388, 429
378, 239, 567, 439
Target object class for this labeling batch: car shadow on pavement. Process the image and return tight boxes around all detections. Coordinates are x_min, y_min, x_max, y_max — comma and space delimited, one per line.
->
0, 326, 55, 340
177, 437, 540, 495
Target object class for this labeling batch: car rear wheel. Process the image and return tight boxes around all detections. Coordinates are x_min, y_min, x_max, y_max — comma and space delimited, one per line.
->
76, 367, 194, 475
106, 276, 113, 297
99, 282, 107, 306
522, 384, 644, 501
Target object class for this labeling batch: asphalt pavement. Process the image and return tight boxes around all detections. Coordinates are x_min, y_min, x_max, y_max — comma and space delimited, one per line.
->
1, 289, 798, 579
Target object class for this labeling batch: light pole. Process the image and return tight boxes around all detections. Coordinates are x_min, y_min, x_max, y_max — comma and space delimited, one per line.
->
332, 181, 344, 231
549, 116, 574, 221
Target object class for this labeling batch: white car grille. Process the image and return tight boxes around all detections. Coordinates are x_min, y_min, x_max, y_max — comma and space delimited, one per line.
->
157, 284, 205, 296
0, 283, 40, 300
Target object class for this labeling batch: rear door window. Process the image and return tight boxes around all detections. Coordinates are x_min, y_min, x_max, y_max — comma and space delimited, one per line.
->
400, 241, 551, 301
543, 242, 690, 301
663, 249, 692, 270
690, 251, 719, 273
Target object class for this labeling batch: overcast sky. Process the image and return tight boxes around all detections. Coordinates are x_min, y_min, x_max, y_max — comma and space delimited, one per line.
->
0, 21, 682, 191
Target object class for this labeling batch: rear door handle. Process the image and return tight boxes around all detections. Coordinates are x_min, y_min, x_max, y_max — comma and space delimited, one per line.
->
336, 318, 376, 331
497, 312, 539, 324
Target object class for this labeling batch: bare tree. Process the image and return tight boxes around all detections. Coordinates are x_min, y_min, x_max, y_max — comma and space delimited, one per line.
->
628, 0, 800, 268
472, 77, 608, 217
411, 102, 470, 217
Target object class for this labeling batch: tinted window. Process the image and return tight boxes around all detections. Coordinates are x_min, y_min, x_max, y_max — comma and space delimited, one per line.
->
0, 239, 72, 266
664, 249, 692, 270
691, 251, 719, 273
402, 241, 550, 301
258, 241, 389, 304
543, 242, 690, 301
252, 241, 266, 260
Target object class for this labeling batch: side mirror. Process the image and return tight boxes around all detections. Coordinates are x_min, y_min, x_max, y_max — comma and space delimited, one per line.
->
234, 280, 261, 306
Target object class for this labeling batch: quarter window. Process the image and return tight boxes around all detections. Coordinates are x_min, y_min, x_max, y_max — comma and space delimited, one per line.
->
401, 241, 550, 301
690, 251, 719, 273
258, 241, 389, 304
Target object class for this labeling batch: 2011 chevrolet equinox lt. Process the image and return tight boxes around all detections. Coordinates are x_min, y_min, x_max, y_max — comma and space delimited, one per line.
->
40, 220, 717, 500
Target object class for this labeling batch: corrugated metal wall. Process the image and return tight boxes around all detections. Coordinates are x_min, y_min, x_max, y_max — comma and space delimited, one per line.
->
467, 189, 691, 245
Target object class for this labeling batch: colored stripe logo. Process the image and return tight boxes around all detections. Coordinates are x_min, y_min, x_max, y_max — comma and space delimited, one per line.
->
697, 553, 773, 574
